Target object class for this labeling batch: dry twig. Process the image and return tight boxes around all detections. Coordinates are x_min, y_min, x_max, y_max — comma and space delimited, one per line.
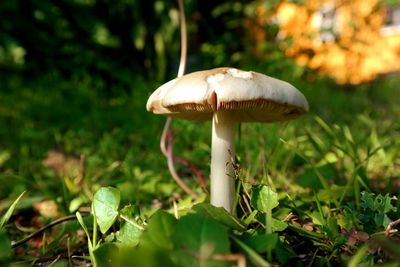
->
385, 218, 400, 236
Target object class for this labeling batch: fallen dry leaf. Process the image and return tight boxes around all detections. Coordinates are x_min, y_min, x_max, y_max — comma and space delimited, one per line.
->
33, 200, 59, 218
42, 150, 81, 179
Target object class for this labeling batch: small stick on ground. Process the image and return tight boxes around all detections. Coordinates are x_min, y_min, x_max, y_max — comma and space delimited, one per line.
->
11, 213, 88, 248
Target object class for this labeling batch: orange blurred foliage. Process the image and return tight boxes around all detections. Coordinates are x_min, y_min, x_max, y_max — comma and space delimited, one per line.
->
253, 0, 400, 84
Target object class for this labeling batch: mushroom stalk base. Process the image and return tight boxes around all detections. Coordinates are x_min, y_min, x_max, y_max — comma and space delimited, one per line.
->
210, 111, 236, 213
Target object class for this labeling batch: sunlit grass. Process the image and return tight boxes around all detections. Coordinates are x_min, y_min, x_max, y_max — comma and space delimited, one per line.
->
0, 72, 399, 265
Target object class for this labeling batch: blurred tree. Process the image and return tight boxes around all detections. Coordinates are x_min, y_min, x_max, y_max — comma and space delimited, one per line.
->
0, 1, 257, 90
251, 0, 400, 84
0, 0, 181, 90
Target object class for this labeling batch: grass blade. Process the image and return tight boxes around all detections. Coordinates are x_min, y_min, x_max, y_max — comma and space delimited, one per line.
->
348, 245, 368, 267
231, 236, 271, 267
0, 191, 25, 230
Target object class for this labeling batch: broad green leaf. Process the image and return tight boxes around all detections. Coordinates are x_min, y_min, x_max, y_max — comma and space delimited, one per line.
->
0, 191, 25, 230
192, 203, 246, 231
244, 233, 278, 253
93, 187, 120, 234
117, 221, 142, 247
271, 218, 288, 232
374, 213, 385, 227
0, 231, 11, 261
119, 245, 176, 267
93, 243, 120, 267
173, 213, 230, 267
374, 213, 393, 228
309, 211, 325, 225
139, 209, 177, 251
251, 185, 279, 213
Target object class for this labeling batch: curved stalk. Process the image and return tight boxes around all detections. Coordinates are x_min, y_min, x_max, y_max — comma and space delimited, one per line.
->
160, 0, 193, 197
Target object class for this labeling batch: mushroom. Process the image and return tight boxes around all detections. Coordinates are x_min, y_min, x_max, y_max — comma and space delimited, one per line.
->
147, 67, 308, 213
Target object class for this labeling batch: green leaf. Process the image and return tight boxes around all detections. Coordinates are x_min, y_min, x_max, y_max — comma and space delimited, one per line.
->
317, 185, 348, 202
244, 210, 258, 226
309, 211, 325, 226
348, 245, 368, 267
119, 205, 141, 220
0, 231, 12, 262
0, 191, 25, 230
139, 209, 177, 251
379, 194, 397, 213
315, 116, 336, 138
192, 203, 246, 231
244, 233, 279, 253
93, 187, 120, 234
173, 213, 230, 267
360, 191, 376, 211
322, 218, 340, 240
374, 213, 385, 227
76, 211, 93, 249
271, 218, 288, 232
117, 221, 142, 247
251, 185, 279, 213
119, 245, 176, 267
93, 243, 120, 267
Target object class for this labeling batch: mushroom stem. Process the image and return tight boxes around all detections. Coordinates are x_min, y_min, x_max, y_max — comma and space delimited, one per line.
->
211, 111, 236, 213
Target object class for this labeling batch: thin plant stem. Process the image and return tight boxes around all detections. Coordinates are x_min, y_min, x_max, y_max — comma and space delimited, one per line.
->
266, 198, 272, 235
120, 214, 145, 231
11, 214, 87, 248
67, 237, 72, 267
167, 134, 198, 198
177, 0, 187, 78
160, 117, 172, 157
160, 0, 205, 198
161, 122, 207, 194
92, 205, 98, 249
232, 178, 241, 216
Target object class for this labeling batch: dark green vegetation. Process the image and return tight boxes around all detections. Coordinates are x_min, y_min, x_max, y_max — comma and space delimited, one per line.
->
1, 0, 400, 266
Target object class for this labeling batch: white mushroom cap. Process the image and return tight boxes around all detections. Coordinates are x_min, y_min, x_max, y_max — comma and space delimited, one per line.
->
146, 67, 309, 122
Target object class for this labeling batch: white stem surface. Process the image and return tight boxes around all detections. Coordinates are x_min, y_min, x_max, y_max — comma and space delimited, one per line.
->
210, 111, 236, 213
